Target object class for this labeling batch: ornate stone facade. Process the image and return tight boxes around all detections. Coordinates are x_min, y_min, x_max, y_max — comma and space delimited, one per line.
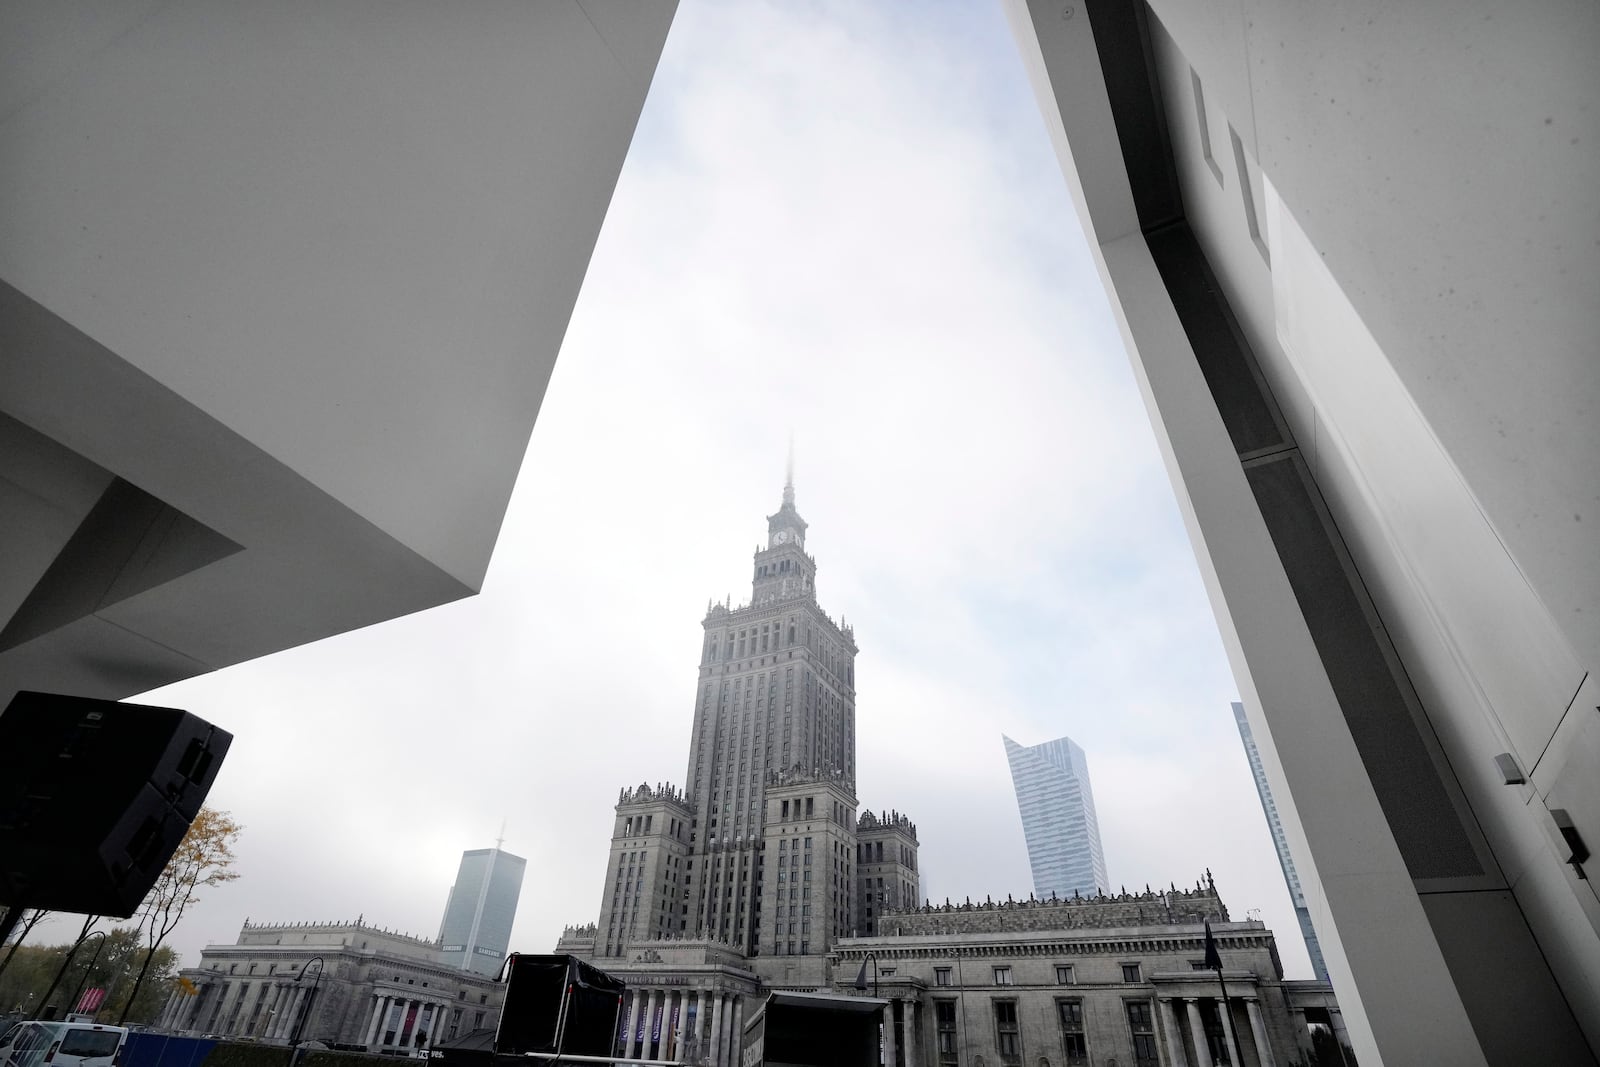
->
161, 919, 504, 1053
858, 809, 922, 936
833, 882, 1351, 1067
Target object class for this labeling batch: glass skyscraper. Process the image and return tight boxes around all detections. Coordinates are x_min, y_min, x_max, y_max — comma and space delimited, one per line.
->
1231, 702, 1330, 982
1003, 734, 1108, 899
438, 846, 527, 977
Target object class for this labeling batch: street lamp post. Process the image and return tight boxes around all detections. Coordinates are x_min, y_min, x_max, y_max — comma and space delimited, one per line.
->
852, 953, 879, 997
35, 929, 106, 1020
289, 956, 326, 1059
852, 953, 882, 1067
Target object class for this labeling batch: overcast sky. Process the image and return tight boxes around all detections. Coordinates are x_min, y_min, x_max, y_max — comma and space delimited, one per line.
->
34, 0, 1310, 978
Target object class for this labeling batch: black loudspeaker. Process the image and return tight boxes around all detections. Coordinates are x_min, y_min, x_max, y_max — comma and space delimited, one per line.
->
495, 954, 625, 1058
0, 691, 232, 917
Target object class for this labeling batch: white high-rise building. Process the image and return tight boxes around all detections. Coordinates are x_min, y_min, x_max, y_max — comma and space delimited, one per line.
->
1233, 701, 1329, 983
1003, 734, 1109, 899
438, 847, 527, 978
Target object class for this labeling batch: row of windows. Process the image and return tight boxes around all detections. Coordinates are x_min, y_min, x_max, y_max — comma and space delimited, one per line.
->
933, 998, 1157, 1067
929, 963, 1140, 987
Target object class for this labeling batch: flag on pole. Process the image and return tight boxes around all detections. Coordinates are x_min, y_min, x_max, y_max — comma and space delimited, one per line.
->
1203, 919, 1224, 971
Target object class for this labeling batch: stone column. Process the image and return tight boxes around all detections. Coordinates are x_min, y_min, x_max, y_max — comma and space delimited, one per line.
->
708, 992, 724, 1067
277, 983, 298, 1038
214, 982, 241, 1035
418, 1003, 435, 1048
188, 986, 212, 1031
626, 989, 645, 1060
729, 991, 745, 1067
273, 986, 298, 1040
670, 989, 681, 1060
614, 991, 633, 1062
902, 999, 919, 1067
205, 983, 230, 1033
882, 999, 897, 1067
690, 990, 704, 1063
156, 990, 177, 1028
649, 989, 664, 1060
233, 984, 257, 1037
363, 996, 385, 1048
1185, 999, 1214, 1067
1218, 998, 1241, 1067
253, 984, 277, 1038
400, 1000, 418, 1046
382, 996, 400, 1045
1244, 998, 1277, 1067
1158, 999, 1190, 1067
289, 987, 311, 1040
260, 986, 279, 1039
1328, 1009, 1352, 1062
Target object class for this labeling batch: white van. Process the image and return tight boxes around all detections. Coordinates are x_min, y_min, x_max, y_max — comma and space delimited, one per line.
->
0, 1021, 128, 1067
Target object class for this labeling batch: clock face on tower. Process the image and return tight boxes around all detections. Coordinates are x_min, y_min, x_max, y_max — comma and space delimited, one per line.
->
775, 530, 789, 544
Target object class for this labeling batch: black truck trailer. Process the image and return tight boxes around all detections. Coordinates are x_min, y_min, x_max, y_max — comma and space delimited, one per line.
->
739, 990, 887, 1067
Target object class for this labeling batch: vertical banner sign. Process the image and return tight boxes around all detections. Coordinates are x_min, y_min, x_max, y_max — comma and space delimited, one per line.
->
652, 1001, 664, 1043
741, 1009, 766, 1067
667, 1000, 681, 1057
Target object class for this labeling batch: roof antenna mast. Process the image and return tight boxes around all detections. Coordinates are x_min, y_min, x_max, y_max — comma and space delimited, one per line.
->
784, 432, 796, 505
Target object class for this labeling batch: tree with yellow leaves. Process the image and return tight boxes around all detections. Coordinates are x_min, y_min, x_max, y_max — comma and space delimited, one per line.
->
118, 807, 242, 1023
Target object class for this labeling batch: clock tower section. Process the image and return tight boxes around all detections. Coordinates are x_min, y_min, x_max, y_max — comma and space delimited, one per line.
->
754, 477, 813, 604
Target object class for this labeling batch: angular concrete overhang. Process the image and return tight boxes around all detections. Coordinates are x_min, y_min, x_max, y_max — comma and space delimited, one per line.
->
0, 1, 678, 705
1003, 1, 1598, 1064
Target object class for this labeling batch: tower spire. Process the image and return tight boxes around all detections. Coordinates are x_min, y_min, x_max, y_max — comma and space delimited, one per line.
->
783, 434, 795, 506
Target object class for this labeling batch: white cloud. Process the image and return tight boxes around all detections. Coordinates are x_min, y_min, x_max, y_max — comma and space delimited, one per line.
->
119, 0, 1312, 981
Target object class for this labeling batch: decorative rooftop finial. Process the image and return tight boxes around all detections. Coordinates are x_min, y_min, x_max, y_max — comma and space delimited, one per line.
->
783, 435, 795, 506
496, 819, 507, 851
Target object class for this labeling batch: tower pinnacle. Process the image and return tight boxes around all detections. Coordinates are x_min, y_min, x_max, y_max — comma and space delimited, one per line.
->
783, 434, 795, 506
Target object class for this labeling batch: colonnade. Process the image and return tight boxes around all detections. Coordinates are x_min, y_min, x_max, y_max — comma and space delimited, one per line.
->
881, 996, 919, 1067
360, 992, 450, 1051
618, 986, 745, 1066
1159, 994, 1278, 1067
156, 979, 314, 1041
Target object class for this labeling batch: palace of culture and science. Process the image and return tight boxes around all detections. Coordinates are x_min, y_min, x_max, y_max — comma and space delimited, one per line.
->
556, 473, 1343, 1067
565, 472, 921, 971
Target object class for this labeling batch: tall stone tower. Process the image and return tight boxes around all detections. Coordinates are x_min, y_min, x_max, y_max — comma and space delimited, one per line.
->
586, 469, 914, 974
682, 471, 859, 956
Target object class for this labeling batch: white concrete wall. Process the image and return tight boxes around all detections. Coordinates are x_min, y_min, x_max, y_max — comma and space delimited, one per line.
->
1142, 3, 1600, 1058
1006, 0, 1599, 1062
0, 1, 676, 703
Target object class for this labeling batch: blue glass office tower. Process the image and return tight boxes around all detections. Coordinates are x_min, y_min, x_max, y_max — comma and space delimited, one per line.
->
438, 847, 527, 977
1232, 702, 1330, 982
1003, 734, 1109, 899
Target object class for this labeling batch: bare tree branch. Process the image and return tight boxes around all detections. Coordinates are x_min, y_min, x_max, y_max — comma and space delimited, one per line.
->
0, 909, 52, 983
